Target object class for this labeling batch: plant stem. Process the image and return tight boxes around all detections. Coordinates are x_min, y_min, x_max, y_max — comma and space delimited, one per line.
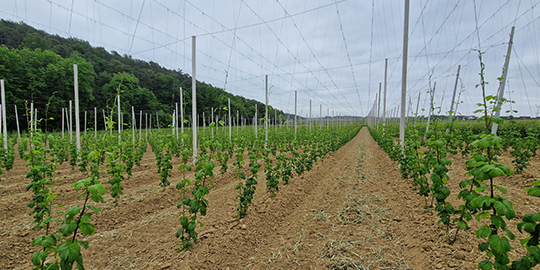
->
72, 190, 90, 243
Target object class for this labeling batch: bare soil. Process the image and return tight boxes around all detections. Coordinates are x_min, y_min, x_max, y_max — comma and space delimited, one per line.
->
1, 127, 540, 269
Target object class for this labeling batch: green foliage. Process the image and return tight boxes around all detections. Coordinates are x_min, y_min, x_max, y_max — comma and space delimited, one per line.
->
107, 143, 126, 205
236, 143, 261, 218
0, 134, 15, 182
0, 20, 287, 132
176, 138, 216, 251
264, 148, 279, 196
153, 135, 174, 191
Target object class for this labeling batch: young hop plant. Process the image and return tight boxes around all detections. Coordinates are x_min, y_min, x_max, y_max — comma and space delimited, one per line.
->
453, 51, 516, 269
176, 131, 216, 251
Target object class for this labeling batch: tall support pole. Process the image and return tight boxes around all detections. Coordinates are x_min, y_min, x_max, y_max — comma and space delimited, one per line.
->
139, 110, 142, 141
294, 91, 297, 139
0, 80, 6, 149
446, 65, 461, 133
84, 111, 87, 138
377, 82, 382, 127
172, 110, 176, 134
15, 105, 20, 138
180, 87, 184, 135
228, 98, 232, 141
191, 36, 197, 164
425, 82, 436, 139
400, 0, 410, 148
211, 107, 214, 138
94, 107, 97, 138
491, 26, 515, 135
238, 110, 241, 135
309, 99, 312, 133
145, 113, 148, 140
0, 105, 3, 136
156, 112, 160, 130
74, 64, 81, 151
30, 103, 34, 136
175, 102, 179, 139
255, 104, 258, 138
320, 104, 322, 130
102, 109, 107, 132
273, 110, 276, 133
265, 75, 268, 148
407, 96, 412, 123
327, 108, 329, 129
374, 94, 378, 127
449, 65, 461, 118
132, 106, 135, 144
62, 108, 65, 138
414, 92, 421, 127
35, 109, 38, 131
69, 100, 73, 141
117, 95, 121, 143
383, 58, 388, 132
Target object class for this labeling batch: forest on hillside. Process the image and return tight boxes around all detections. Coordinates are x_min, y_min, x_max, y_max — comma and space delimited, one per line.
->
0, 20, 284, 133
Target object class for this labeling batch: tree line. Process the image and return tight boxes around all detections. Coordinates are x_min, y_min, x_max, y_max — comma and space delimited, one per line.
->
0, 20, 284, 133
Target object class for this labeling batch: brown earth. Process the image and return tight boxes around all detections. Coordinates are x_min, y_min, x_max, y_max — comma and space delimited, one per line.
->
1, 127, 540, 269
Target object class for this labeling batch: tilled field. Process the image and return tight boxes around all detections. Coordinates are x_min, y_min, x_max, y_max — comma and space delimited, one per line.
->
1, 127, 540, 269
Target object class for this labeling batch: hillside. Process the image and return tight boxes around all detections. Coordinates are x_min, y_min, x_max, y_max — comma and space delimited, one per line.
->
0, 20, 283, 132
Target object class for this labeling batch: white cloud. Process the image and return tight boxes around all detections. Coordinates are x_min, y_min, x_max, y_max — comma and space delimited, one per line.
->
1, 0, 539, 117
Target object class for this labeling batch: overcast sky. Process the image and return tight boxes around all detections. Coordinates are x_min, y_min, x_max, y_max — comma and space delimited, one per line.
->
1, 0, 540, 117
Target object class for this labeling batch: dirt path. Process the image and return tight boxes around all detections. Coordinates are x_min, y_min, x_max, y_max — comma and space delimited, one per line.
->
3, 127, 540, 269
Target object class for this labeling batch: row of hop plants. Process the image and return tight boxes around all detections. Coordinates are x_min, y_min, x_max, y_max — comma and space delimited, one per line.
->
22, 113, 149, 270
369, 51, 540, 269
18, 110, 362, 269
150, 120, 362, 250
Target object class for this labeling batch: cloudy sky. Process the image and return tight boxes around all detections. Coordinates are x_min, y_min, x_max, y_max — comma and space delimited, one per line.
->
1, 0, 540, 118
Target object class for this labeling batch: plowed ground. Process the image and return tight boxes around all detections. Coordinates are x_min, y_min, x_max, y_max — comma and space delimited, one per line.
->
1, 127, 540, 269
